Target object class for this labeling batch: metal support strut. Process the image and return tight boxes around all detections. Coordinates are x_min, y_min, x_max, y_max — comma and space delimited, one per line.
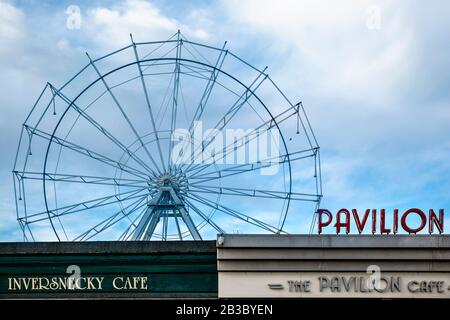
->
131, 186, 201, 241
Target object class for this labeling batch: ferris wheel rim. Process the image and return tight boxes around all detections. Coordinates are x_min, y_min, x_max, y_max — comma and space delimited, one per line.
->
41, 54, 293, 241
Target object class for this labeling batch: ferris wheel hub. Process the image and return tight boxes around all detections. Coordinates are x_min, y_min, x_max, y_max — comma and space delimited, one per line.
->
154, 171, 188, 194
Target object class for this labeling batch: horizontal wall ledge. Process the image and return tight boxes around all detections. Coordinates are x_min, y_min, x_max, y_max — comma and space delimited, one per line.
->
217, 235, 450, 249
217, 260, 450, 272
217, 248, 450, 260
0, 240, 217, 255
217, 235, 450, 273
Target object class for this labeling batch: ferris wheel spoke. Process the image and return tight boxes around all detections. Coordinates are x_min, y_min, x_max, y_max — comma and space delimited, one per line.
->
24, 124, 150, 180
188, 147, 318, 183
49, 85, 157, 177
180, 63, 244, 97
184, 104, 300, 177
19, 221, 35, 242
140, 35, 179, 73
183, 66, 269, 173
22, 187, 148, 224
178, 63, 216, 81
182, 37, 213, 65
172, 42, 228, 168
86, 52, 163, 176
154, 73, 174, 131
185, 193, 280, 233
76, 196, 147, 241
180, 70, 211, 79
75, 195, 148, 241
131, 34, 167, 172
119, 205, 149, 241
14, 171, 148, 188
167, 31, 182, 171
184, 198, 225, 234
187, 185, 319, 202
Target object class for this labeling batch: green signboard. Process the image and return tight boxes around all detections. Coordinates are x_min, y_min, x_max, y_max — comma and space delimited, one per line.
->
0, 241, 218, 298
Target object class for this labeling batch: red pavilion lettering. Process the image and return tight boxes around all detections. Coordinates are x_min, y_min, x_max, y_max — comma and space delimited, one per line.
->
317, 208, 444, 234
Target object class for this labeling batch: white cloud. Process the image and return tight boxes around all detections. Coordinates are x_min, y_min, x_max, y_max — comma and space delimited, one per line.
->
221, 0, 413, 102
0, 1, 26, 56
85, 0, 209, 49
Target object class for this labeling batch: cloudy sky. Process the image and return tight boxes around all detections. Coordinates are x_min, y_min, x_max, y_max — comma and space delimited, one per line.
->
0, 0, 449, 241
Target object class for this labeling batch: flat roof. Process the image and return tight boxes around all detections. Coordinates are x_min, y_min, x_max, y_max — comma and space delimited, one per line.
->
0, 240, 217, 255
1, 235, 450, 254
218, 234, 450, 248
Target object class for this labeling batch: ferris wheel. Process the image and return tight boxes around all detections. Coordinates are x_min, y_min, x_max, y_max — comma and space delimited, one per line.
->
13, 31, 322, 241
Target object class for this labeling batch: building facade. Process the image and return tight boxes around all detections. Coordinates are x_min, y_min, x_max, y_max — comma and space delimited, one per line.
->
1, 235, 450, 299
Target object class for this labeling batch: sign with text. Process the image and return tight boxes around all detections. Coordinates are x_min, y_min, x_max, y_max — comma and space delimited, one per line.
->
3, 274, 149, 292
317, 208, 445, 234
219, 272, 450, 299
0, 272, 217, 296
